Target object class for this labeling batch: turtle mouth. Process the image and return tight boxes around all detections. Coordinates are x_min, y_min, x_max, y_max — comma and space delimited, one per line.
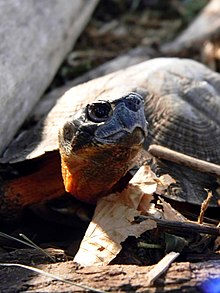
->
94, 127, 146, 145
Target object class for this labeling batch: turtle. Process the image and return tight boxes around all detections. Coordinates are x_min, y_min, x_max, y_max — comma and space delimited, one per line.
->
1, 57, 220, 222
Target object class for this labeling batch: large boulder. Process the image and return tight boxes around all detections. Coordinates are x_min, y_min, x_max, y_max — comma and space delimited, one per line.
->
0, 0, 98, 154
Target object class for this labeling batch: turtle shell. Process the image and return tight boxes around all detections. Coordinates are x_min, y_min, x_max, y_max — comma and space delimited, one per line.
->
1, 58, 220, 206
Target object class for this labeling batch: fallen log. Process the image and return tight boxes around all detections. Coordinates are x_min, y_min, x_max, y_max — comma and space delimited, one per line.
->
0, 248, 219, 292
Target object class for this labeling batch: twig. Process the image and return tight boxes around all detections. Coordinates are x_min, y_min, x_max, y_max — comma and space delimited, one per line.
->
198, 191, 213, 224
0, 232, 38, 249
0, 232, 55, 262
137, 242, 162, 249
180, 211, 219, 225
19, 233, 56, 262
145, 251, 180, 286
148, 144, 220, 176
139, 216, 220, 235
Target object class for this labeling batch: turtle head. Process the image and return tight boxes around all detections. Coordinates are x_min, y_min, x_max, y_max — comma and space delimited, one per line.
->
58, 92, 148, 203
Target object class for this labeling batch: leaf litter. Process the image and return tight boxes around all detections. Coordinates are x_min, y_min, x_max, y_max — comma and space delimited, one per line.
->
74, 165, 176, 266
74, 164, 204, 285
74, 162, 220, 283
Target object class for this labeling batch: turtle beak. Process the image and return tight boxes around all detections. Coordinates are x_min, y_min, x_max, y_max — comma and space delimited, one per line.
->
94, 92, 148, 144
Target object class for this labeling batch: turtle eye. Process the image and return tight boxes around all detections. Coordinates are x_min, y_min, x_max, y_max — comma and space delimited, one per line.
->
87, 101, 112, 123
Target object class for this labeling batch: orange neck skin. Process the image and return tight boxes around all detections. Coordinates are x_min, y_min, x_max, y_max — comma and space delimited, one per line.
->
60, 143, 142, 204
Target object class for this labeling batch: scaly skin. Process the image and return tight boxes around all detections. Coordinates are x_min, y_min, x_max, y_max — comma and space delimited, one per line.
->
59, 131, 144, 203
0, 93, 147, 221
58, 92, 148, 203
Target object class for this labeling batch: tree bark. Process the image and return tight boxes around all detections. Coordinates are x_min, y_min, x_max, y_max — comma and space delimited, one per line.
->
0, 0, 99, 155
0, 248, 219, 292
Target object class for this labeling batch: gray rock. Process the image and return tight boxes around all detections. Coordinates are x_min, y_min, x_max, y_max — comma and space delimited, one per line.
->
0, 0, 99, 154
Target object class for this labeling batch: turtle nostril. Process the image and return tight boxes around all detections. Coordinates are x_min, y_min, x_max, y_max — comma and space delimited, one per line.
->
125, 92, 143, 112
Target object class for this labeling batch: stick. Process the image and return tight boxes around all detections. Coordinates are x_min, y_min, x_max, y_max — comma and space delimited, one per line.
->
145, 251, 180, 286
139, 216, 220, 235
148, 144, 220, 176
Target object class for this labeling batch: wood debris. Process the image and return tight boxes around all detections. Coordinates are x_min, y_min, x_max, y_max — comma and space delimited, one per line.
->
149, 144, 220, 177
145, 251, 180, 286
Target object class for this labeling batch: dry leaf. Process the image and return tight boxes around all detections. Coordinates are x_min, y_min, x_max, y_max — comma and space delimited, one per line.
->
155, 174, 176, 195
130, 165, 176, 214
74, 192, 156, 266
198, 191, 213, 224
147, 203, 165, 219
74, 165, 175, 266
160, 197, 187, 222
